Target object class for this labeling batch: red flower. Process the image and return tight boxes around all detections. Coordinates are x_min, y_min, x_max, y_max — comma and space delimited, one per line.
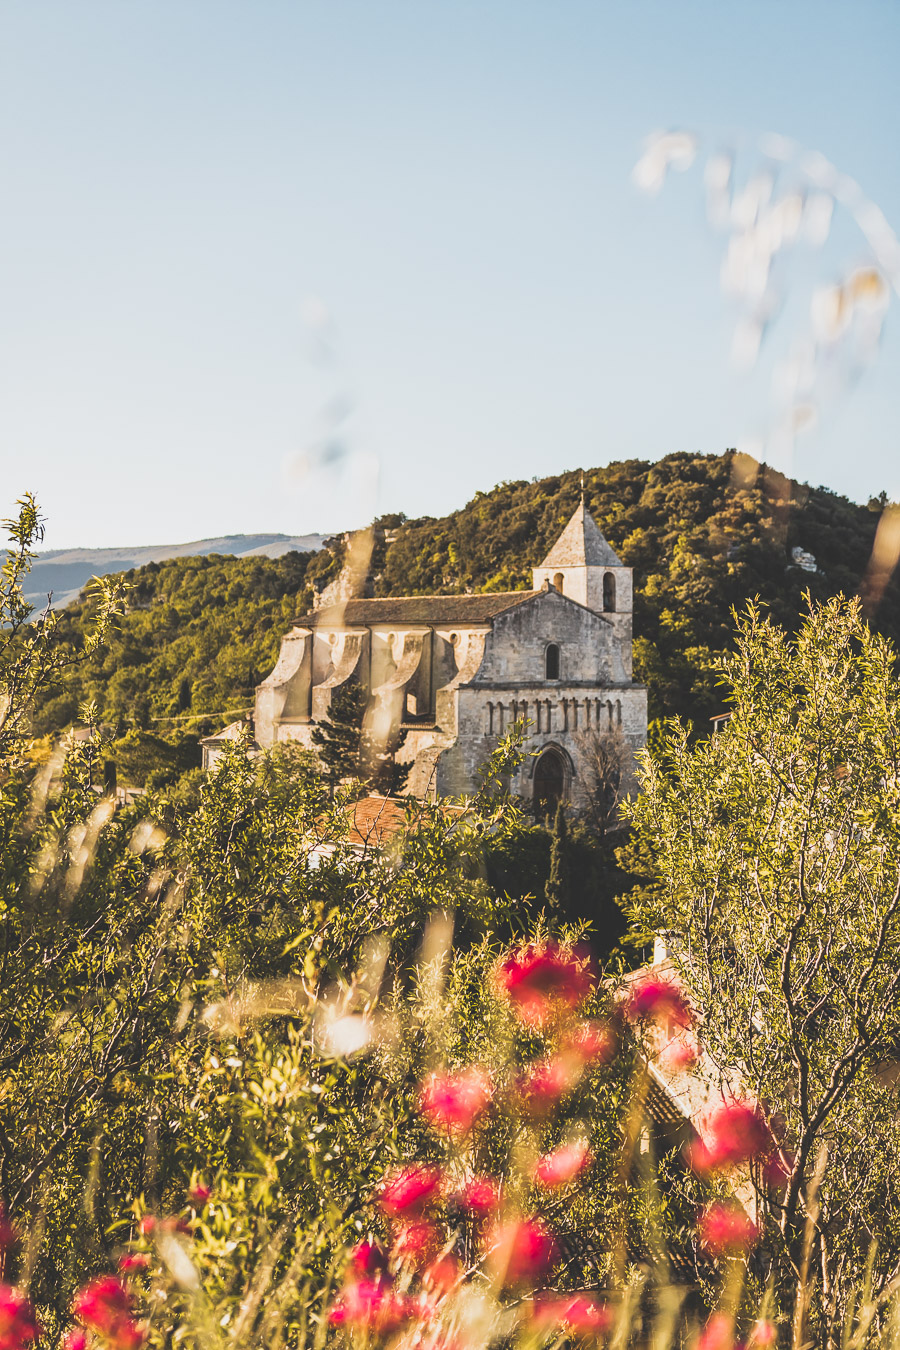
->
423, 1254, 460, 1297
392, 1220, 439, 1266
518, 1055, 581, 1116
419, 1067, 492, 1134
0, 1285, 41, 1350
117, 1254, 150, 1274
533, 1293, 612, 1334
329, 1279, 410, 1332
188, 1184, 211, 1206
532, 1140, 593, 1188
496, 943, 594, 1027
762, 1148, 793, 1190
689, 1101, 770, 1174
562, 1020, 615, 1066
624, 975, 692, 1031
697, 1312, 742, 1350
137, 1217, 155, 1237
349, 1241, 387, 1278
379, 1166, 441, 1217
749, 1319, 777, 1347
72, 1276, 143, 1349
698, 1201, 759, 1256
487, 1219, 556, 1286
458, 1177, 501, 1215
62, 1332, 87, 1350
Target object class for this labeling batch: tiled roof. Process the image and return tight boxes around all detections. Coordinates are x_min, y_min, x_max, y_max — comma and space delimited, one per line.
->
538, 502, 622, 569
298, 592, 539, 627
335, 795, 468, 851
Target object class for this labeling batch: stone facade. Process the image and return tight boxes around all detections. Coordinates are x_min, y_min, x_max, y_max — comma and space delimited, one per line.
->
248, 502, 647, 812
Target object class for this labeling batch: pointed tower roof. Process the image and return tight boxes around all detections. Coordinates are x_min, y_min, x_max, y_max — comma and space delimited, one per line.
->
539, 500, 622, 569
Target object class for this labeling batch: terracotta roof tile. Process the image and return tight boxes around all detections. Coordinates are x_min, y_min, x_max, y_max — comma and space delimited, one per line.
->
298, 592, 538, 627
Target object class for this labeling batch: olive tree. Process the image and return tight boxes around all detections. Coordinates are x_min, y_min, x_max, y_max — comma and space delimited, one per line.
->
630, 596, 900, 1337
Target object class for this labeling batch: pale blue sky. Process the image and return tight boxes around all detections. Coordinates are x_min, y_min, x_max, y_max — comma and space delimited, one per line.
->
1, 1, 898, 549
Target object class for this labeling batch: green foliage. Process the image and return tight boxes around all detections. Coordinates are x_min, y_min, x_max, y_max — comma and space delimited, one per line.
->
0, 495, 124, 760
629, 595, 900, 1329
30, 549, 318, 749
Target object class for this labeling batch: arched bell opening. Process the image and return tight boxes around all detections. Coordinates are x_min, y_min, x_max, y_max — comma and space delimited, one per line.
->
603, 571, 616, 613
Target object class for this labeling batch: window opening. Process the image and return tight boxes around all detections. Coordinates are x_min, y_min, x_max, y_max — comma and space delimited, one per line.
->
603, 572, 616, 612
545, 643, 560, 681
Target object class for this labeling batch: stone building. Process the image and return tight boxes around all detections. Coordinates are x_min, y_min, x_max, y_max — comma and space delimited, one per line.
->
250, 500, 647, 813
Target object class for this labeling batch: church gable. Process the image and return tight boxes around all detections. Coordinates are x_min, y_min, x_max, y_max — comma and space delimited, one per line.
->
473, 589, 624, 687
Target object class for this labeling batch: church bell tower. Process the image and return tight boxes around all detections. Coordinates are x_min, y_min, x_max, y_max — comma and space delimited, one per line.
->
532, 498, 633, 676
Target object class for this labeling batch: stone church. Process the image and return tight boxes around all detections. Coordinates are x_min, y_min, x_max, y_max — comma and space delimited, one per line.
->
250, 500, 647, 813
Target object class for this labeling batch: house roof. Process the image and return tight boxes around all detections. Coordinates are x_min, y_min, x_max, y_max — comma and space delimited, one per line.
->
297, 591, 539, 628
538, 501, 622, 569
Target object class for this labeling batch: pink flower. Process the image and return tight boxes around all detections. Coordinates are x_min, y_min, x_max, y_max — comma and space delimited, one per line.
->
458, 1177, 501, 1215
349, 1241, 387, 1278
533, 1293, 612, 1334
487, 1219, 556, 1286
0, 1285, 41, 1350
72, 1276, 143, 1349
419, 1067, 492, 1134
518, 1056, 581, 1116
697, 1313, 742, 1350
659, 1034, 700, 1071
188, 1184, 211, 1206
379, 1165, 441, 1217
329, 1279, 410, 1332
532, 1140, 593, 1188
62, 1332, 87, 1350
160, 1216, 192, 1236
496, 943, 594, 1027
117, 1254, 150, 1274
137, 1217, 155, 1237
392, 1220, 439, 1266
689, 1101, 770, 1174
698, 1201, 759, 1256
624, 975, 692, 1031
749, 1319, 777, 1347
563, 1020, 615, 1066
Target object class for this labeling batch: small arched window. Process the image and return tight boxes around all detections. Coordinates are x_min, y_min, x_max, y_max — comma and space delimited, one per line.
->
553, 572, 564, 594
603, 572, 616, 613
545, 643, 560, 680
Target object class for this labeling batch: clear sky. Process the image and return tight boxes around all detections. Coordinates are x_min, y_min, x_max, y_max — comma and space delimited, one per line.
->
1, 0, 898, 549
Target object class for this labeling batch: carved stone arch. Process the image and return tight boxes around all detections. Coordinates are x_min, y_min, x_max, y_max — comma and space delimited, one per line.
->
528, 742, 573, 819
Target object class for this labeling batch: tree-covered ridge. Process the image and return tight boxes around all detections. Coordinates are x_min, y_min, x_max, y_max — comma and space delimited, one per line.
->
31, 450, 899, 749
378, 451, 899, 720
32, 549, 324, 739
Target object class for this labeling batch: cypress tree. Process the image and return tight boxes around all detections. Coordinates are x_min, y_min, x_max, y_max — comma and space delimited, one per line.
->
545, 801, 571, 914
310, 683, 367, 789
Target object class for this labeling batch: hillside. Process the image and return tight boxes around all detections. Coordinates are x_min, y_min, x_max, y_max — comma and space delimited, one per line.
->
26, 531, 327, 610
29, 450, 899, 780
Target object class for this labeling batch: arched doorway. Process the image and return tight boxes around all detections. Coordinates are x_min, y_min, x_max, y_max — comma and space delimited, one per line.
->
533, 747, 566, 819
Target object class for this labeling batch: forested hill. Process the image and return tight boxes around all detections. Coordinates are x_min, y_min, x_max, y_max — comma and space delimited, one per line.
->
30, 451, 899, 778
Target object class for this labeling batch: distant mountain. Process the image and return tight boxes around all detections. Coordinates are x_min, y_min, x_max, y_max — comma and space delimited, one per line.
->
26, 533, 328, 610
